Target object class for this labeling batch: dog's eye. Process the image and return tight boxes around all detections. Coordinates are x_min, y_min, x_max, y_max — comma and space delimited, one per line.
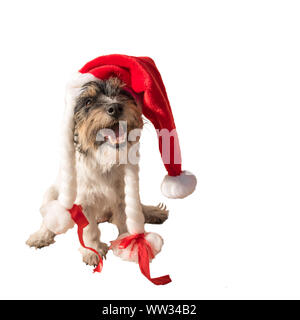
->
85, 99, 93, 106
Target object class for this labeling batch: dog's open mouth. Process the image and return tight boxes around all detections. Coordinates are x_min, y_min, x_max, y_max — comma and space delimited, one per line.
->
96, 122, 127, 148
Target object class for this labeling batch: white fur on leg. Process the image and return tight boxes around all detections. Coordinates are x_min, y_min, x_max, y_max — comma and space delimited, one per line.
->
161, 170, 197, 199
110, 232, 163, 263
40, 200, 75, 234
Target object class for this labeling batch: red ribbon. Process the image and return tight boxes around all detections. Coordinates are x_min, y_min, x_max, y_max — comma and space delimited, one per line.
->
68, 204, 103, 273
113, 233, 171, 285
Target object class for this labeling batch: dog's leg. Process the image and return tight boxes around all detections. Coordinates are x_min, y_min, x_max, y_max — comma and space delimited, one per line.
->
110, 201, 169, 232
79, 206, 108, 266
26, 223, 56, 249
113, 218, 128, 236
142, 203, 169, 224
111, 201, 128, 236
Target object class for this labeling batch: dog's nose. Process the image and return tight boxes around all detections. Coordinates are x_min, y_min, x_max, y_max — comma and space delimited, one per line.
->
106, 103, 123, 118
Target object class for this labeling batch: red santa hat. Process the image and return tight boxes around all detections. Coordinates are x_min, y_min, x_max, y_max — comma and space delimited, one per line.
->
41, 54, 196, 284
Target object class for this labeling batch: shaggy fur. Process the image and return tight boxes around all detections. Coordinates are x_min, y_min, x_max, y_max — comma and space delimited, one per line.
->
26, 78, 169, 266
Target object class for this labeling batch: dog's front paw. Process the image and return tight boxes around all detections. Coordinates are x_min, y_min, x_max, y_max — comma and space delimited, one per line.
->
98, 242, 109, 259
80, 242, 109, 266
26, 230, 55, 249
82, 251, 100, 266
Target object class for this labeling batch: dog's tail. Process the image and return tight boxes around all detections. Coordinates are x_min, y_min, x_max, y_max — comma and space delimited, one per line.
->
142, 203, 169, 224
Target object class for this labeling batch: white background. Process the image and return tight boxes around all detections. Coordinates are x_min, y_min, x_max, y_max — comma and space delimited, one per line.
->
0, 0, 299, 299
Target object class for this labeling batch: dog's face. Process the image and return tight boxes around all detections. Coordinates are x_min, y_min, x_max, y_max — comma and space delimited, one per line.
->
74, 77, 143, 158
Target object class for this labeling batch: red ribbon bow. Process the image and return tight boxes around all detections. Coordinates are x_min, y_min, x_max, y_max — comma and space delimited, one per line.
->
115, 233, 172, 285
69, 204, 103, 273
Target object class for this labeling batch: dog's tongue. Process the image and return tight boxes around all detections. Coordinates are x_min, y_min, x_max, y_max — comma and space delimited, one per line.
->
114, 125, 121, 138
107, 123, 126, 145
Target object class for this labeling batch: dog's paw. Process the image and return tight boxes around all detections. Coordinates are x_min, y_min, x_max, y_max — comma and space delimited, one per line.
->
80, 242, 108, 266
143, 203, 169, 224
82, 251, 100, 266
26, 231, 55, 249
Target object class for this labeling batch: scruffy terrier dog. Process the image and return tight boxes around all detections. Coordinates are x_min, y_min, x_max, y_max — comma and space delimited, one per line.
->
26, 77, 168, 266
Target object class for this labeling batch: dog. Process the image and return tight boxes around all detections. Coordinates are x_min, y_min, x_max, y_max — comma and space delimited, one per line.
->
26, 77, 169, 266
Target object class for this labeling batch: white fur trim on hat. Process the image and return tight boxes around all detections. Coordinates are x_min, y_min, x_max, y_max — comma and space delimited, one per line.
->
58, 72, 98, 209
42, 73, 98, 233
40, 200, 75, 234
161, 170, 197, 199
110, 232, 163, 263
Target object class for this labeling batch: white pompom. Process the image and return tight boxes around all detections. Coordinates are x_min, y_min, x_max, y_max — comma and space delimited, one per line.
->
145, 232, 163, 256
161, 170, 197, 199
40, 200, 75, 234
110, 232, 164, 263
